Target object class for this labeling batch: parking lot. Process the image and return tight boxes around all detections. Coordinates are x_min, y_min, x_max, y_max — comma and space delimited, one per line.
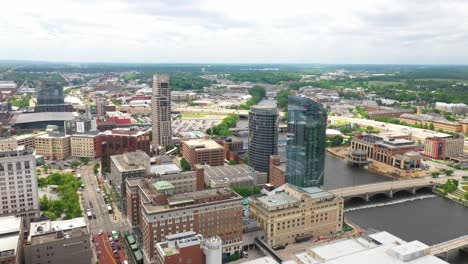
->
172, 118, 222, 133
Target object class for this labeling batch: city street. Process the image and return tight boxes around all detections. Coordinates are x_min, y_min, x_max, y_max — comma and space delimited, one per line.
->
78, 164, 129, 236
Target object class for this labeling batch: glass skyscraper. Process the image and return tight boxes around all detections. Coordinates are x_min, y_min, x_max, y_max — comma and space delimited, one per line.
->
286, 96, 327, 187
248, 105, 279, 175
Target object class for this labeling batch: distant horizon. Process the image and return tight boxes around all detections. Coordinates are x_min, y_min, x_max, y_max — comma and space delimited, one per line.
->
2, 60, 468, 67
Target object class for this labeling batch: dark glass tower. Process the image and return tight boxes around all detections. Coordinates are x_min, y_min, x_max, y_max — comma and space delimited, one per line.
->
248, 106, 278, 175
36, 80, 64, 105
286, 96, 327, 187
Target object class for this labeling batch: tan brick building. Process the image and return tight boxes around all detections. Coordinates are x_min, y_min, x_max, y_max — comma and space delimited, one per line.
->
181, 137, 224, 169
70, 133, 101, 158
34, 133, 71, 159
249, 184, 343, 247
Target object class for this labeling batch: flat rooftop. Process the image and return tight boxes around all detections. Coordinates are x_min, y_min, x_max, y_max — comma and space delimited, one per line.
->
204, 164, 250, 179
183, 138, 223, 150
150, 163, 181, 175
36, 133, 70, 139
296, 231, 448, 264
257, 192, 300, 208
10, 112, 75, 124
111, 151, 149, 172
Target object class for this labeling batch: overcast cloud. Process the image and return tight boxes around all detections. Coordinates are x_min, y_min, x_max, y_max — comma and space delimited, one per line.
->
1, 0, 468, 64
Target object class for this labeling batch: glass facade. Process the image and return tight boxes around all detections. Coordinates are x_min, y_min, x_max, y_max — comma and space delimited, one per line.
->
248, 106, 279, 174
286, 96, 327, 187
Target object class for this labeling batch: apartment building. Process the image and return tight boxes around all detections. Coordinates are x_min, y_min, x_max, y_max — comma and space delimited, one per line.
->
423, 135, 465, 159
70, 133, 101, 158
0, 147, 40, 223
249, 184, 343, 247
34, 133, 71, 159
25, 217, 92, 264
181, 137, 224, 169
125, 180, 243, 263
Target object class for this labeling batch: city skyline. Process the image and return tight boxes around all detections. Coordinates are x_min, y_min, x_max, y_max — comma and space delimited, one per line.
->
2, 0, 468, 64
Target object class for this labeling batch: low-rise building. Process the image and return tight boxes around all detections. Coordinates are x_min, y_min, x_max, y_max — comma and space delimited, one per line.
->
294, 231, 448, 264
0, 132, 47, 151
70, 133, 101, 158
351, 133, 420, 168
201, 164, 255, 188
155, 231, 222, 264
423, 135, 465, 159
25, 217, 92, 264
125, 181, 243, 262
249, 184, 344, 247
400, 113, 463, 133
181, 137, 224, 169
34, 133, 71, 159
0, 216, 24, 264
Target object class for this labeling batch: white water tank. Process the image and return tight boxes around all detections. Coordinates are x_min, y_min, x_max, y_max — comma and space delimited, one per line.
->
203, 236, 222, 264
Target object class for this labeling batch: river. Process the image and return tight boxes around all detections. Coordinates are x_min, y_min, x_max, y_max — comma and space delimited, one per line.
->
323, 154, 468, 263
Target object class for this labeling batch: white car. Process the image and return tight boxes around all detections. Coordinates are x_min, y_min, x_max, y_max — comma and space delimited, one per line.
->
98, 230, 103, 235
96, 188, 101, 193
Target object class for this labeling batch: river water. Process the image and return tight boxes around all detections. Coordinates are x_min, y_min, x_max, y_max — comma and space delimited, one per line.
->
324, 154, 468, 264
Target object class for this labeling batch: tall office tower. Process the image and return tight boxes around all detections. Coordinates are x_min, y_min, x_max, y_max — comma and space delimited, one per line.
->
36, 80, 64, 105
248, 106, 278, 176
151, 74, 172, 150
0, 147, 40, 224
286, 96, 327, 187
96, 99, 107, 116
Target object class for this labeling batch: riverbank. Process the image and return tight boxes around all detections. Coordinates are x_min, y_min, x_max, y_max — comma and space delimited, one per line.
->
326, 147, 348, 158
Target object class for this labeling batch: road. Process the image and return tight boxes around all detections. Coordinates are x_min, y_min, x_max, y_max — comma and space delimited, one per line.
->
79, 164, 128, 235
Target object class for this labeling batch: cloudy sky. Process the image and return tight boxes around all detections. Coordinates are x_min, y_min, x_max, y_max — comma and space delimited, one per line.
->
1, 0, 468, 64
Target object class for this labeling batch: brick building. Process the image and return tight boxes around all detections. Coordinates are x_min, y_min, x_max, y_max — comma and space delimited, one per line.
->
70, 133, 101, 158
124, 181, 243, 262
0, 216, 23, 264
269, 155, 286, 188
181, 137, 224, 169
98, 127, 151, 172
423, 135, 464, 159
34, 133, 71, 160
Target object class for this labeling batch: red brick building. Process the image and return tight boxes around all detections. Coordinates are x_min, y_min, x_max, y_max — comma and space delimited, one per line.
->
423, 136, 464, 159
98, 127, 151, 172
181, 137, 224, 169
269, 155, 286, 187
125, 179, 243, 262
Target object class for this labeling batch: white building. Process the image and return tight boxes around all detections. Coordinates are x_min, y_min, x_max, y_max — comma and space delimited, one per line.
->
294, 231, 449, 264
0, 147, 40, 224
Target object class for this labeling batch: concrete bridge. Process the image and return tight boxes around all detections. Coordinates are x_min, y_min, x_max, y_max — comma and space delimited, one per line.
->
428, 235, 468, 257
329, 177, 449, 201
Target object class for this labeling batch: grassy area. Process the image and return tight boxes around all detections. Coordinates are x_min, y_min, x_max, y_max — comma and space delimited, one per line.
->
462, 186, 468, 192
181, 112, 210, 118
368, 80, 405, 87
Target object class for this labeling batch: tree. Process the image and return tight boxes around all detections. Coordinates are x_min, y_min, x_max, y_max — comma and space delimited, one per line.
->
431, 172, 440, 178
71, 160, 81, 168
464, 192, 468, 200
328, 136, 344, 147
429, 122, 434, 130
445, 169, 454, 176
79, 157, 90, 165
243, 156, 249, 164
180, 158, 191, 171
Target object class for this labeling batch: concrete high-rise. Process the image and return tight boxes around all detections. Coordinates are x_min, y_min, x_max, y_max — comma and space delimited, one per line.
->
286, 96, 327, 188
0, 147, 40, 225
151, 74, 172, 151
248, 106, 278, 176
